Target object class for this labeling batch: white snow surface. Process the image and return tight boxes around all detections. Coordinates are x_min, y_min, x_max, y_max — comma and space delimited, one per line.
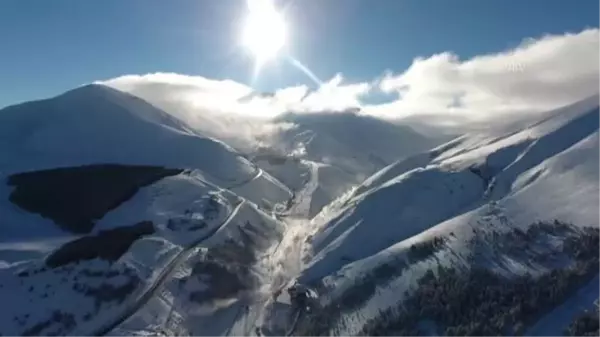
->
0, 84, 290, 240
0, 80, 293, 334
0, 84, 598, 336
0, 85, 250, 181
303, 166, 484, 283
280, 96, 599, 336
301, 95, 599, 286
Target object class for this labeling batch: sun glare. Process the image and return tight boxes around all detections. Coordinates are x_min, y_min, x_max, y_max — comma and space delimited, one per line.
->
242, 0, 287, 68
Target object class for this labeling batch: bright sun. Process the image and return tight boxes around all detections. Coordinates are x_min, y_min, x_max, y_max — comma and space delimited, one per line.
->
242, 0, 287, 67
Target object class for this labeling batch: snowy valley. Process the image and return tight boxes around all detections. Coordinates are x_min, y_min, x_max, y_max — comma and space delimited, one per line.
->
0, 84, 598, 336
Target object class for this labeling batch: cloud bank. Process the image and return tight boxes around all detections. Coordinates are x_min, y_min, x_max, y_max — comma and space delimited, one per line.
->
374, 28, 599, 119
100, 28, 599, 147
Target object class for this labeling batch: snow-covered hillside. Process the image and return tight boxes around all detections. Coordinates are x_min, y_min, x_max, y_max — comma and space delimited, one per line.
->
292, 95, 599, 336
274, 111, 441, 175
0, 84, 290, 238
97, 82, 445, 216
0, 167, 289, 336
250, 111, 445, 216
0, 85, 245, 179
0, 82, 597, 336
0, 84, 292, 334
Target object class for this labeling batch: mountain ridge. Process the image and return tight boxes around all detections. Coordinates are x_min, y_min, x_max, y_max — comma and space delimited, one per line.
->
0, 85, 597, 336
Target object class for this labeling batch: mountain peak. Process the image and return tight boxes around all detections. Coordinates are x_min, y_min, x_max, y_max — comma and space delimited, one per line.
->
0, 85, 256, 182
57, 83, 137, 104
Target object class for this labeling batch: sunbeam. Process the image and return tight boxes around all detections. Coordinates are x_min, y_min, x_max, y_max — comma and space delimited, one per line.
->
287, 56, 323, 86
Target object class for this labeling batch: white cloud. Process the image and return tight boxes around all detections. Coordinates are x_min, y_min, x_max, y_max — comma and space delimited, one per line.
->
295, 73, 371, 112
100, 72, 373, 151
101, 72, 370, 117
374, 28, 599, 120
99, 28, 599, 146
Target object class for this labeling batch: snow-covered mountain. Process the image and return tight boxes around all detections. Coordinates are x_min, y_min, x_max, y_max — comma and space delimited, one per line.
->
250, 111, 446, 217
0, 84, 291, 237
291, 94, 599, 335
0, 83, 598, 336
96, 82, 446, 216
0, 84, 291, 334
0, 84, 244, 178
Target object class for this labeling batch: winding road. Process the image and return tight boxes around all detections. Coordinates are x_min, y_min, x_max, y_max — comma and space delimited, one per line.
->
93, 161, 318, 336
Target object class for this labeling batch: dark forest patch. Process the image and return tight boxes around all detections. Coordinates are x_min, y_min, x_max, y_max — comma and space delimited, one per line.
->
21, 310, 76, 336
46, 221, 155, 268
7, 164, 182, 233
357, 224, 599, 336
188, 260, 249, 303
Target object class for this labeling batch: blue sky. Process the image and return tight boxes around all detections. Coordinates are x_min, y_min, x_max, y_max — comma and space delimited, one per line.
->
0, 0, 598, 108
